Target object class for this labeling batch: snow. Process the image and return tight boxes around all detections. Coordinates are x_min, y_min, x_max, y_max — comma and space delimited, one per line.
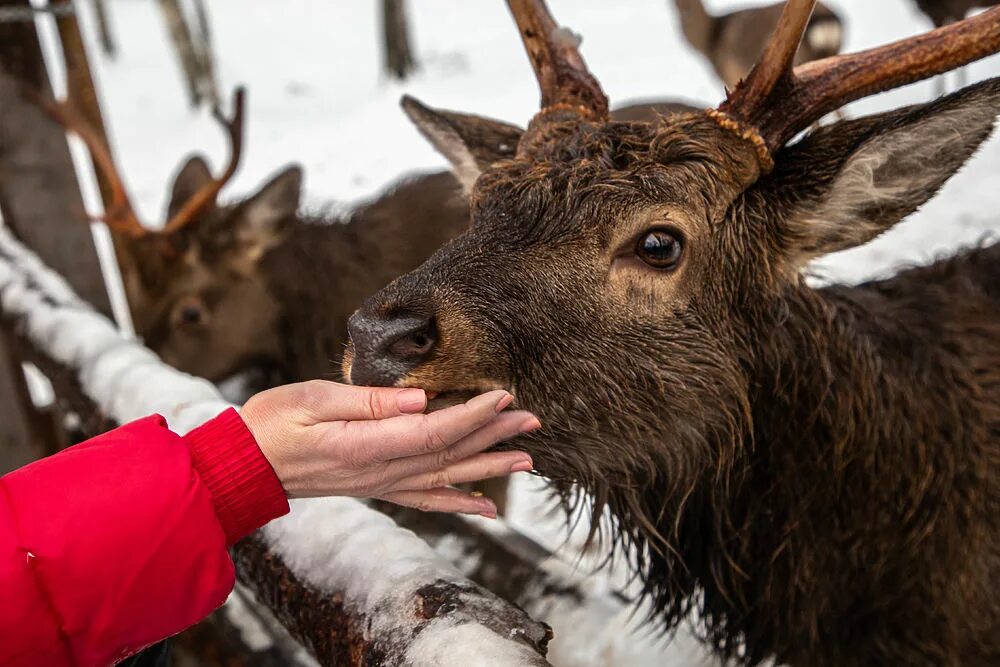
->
263, 498, 549, 666
15, 1, 1000, 665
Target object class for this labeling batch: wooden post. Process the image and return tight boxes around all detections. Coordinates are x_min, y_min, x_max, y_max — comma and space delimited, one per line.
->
0, 0, 113, 471
0, 0, 112, 314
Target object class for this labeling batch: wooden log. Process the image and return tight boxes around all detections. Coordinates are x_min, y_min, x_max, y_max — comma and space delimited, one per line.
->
0, 331, 54, 472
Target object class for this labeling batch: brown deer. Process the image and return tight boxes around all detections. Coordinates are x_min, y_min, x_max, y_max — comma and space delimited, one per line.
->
673, 0, 843, 89
38, 89, 468, 387
344, 1, 1000, 664
911, 0, 1000, 93
913, 0, 1000, 26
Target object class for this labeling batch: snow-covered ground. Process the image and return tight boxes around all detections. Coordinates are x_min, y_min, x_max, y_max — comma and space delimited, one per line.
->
25, 1, 1000, 664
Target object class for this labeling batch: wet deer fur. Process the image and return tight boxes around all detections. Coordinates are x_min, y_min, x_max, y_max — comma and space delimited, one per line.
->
344, 1, 1000, 663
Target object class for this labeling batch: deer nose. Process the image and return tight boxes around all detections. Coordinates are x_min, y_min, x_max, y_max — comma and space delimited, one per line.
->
347, 311, 437, 386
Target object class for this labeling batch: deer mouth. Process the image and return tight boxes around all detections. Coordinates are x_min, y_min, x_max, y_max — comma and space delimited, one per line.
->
416, 383, 511, 412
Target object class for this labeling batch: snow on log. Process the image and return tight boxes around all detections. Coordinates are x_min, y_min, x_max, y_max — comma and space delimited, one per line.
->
383, 505, 694, 667
0, 226, 552, 666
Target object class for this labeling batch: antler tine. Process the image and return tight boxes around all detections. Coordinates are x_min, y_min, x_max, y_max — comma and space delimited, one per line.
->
32, 93, 148, 239
772, 8, 1000, 147
718, 4, 1000, 159
723, 0, 817, 113
161, 86, 246, 235
506, 0, 609, 119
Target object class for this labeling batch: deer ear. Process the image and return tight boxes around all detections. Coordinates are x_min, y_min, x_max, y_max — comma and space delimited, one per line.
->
768, 78, 1000, 264
401, 95, 522, 193
167, 156, 213, 219
232, 165, 302, 262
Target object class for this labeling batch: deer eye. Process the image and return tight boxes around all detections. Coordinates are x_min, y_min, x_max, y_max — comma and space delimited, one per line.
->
635, 229, 683, 270
171, 296, 209, 328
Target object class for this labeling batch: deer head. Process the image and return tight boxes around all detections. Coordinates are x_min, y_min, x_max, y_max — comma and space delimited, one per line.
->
131, 158, 302, 381
344, 0, 1000, 627
39, 88, 302, 381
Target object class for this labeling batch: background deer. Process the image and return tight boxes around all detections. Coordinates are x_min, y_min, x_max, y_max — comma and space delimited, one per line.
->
911, 0, 1000, 92
672, 0, 843, 89
912, 0, 1000, 26
344, 0, 1000, 663
41, 89, 468, 388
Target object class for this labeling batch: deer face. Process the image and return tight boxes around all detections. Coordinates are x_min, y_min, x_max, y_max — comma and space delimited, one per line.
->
346, 80, 1000, 494
126, 158, 301, 382
346, 112, 768, 489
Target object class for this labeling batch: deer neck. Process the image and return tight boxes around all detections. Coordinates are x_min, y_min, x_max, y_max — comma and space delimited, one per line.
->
697, 276, 996, 663
673, 0, 715, 55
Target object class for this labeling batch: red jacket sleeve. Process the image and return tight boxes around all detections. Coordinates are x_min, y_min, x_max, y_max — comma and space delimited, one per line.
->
0, 408, 288, 667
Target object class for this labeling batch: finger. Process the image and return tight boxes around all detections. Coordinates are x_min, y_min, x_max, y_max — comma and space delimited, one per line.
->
383, 410, 538, 480
347, 389, 514, 463
379, 487, 499, 518
391, 450, 533, 492
297, 380, 428, 422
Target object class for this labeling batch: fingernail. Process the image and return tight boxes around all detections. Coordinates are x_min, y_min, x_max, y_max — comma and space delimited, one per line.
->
479, 499, 498, 516
509, 459, 533, 474
494, 392, 514, 413
519, 417, 541, 433
397, 388, 426, 413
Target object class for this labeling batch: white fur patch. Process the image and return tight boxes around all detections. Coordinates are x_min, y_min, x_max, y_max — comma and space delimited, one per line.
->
800, 103, 989, 259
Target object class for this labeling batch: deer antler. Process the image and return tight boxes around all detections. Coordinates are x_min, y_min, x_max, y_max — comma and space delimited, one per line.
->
718, 1, 1000, 164
161, 87, 245, 234
33, 86, 246, 239
34, 94, 148, 239
506, 0, 608, 120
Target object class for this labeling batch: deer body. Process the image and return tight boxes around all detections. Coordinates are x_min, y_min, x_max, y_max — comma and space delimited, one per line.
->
343, 1, 1000, 662
913, 0, 1000, 26
697, 245, 1000, 664
673, 0, 843, 88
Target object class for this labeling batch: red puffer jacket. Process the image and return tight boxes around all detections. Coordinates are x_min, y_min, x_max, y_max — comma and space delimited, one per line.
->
0, 409, 288, 666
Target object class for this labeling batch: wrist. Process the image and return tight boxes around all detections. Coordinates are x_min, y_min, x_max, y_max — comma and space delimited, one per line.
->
184, 408, 290, 545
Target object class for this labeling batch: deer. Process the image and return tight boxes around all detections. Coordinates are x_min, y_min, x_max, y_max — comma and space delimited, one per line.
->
37, 88, 469, 388
37, 90, 692, 515
672, 0, 843, 90
343, 0, 1000, 663
912, 0, 1000, 26
910, 0, 1000, 93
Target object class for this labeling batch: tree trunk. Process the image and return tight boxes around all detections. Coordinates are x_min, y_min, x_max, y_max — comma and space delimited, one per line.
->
381, 0, 416, 80
91, 0, 116, 58
189, 0, 220, 108
158, 0, 206, 107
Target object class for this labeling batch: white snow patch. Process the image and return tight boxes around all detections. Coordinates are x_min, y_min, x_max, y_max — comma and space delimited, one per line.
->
263, 497, 548, 666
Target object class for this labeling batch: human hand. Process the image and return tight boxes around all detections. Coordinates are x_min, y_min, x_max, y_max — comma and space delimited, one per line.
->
239, 380, 538, 517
